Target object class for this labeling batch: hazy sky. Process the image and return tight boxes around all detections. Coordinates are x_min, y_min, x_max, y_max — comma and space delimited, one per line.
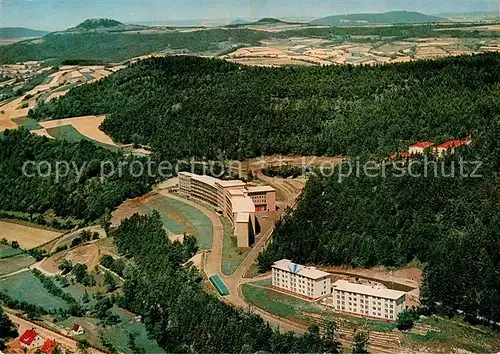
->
1, 0, 499, 31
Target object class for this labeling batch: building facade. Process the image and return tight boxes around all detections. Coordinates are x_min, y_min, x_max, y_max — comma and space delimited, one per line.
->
271, 259, 331, 300
330, 280, 406, 321
409, 141, 434, 155
178, 172, 276, 247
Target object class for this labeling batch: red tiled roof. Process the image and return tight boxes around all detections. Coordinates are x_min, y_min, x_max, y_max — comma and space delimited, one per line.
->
41, 339, 57, 354
411, 141, 434, 148
71, 323, 80, 331
436, 139, 465, 149
399, 152, 411, 158
19, 329, 38, 345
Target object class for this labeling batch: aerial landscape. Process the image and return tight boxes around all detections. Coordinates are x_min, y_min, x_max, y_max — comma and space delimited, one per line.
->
0, 0, 500, 353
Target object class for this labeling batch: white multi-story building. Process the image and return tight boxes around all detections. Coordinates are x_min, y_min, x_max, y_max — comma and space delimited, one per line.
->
330, 280, 406, 321
271, 259, 331, 300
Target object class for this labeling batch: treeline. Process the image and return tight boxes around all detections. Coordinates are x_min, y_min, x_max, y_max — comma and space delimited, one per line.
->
0, 129, 156, 223
29, 53, 500, 159
111, 212, 341, 353
258, 123, 500, 323
262, 166, 310, 178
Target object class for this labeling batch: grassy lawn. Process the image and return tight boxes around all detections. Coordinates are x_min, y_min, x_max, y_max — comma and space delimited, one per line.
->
221, 217, 250, 275
402, 316, 500, 353
11, 117, 42, 130
244, 263, 262, 278
144, 196, 213, 250
0, 271, 69, 310
0, 244, 24, 258
0, 254, 36, 275
242, 279, 322, 321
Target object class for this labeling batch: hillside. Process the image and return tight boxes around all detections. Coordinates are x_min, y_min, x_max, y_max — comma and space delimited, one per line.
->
310, 11, 448, 26
28, 53, 500, 161
0, 27, 49, 39
75, 18, 124, 29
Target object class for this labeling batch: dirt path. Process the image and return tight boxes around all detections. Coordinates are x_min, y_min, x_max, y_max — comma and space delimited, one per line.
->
5, 310, 105, 354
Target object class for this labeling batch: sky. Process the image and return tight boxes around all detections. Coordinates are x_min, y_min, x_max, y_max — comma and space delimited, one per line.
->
1, 0, 499, 31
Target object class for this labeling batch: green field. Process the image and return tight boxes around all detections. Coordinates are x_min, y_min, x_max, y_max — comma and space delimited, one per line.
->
221, 217, 250, 275
45, 125, 118, 151
0, 271, 69, 310
0, 244, 24, 258
403, 316, 500, 353
242, 279, 321, 320
143, 196, 213, 250
0, 253, 36, 276
11, 117, 42, 130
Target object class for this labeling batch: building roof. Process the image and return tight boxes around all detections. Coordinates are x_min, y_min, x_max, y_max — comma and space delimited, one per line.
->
410, 141, 434, 149
230, 195, 255, 213
435, 139, 466, 150
332, 279, 406, 300
236, 212, 250, 223
41, 339, 57, 354
71, 322, 81, 331
217, 180, 247, 188
246, 185, 276, 193
272, 259, 331, 280
19, 329, 39, 345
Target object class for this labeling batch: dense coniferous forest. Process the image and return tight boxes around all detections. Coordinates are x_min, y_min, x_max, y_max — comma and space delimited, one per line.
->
30, 53, 500, 159
258, 124, 500, 322
112, 212, 341, 353
0, 130, 156, 223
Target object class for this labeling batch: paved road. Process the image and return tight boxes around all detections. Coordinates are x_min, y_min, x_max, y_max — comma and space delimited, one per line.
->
5, 311, 105, 354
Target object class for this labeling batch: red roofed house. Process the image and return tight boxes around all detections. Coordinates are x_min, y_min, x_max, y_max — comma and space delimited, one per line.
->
41, 339, 58, 354
409, 141, 434, 155
435, 139, 466, 157
19, 329, 43, 349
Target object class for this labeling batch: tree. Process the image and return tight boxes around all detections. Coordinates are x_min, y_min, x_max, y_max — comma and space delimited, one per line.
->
352, 329, 369, 354
323, 319, 341, 353
82, 290, 90, 303
58, 259, 73, 275
11, 241, 19, 249
76, 339, 90, 354
396, 310, 415, 331
103, 271, 117, 292
0, 307, 18, 350
73, 264, 88, 283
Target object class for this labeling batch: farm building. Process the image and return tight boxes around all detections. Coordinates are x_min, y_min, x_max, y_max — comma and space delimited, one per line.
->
409, 141, 434, 155
19, 329, 43, 349
40, 339, 58, 354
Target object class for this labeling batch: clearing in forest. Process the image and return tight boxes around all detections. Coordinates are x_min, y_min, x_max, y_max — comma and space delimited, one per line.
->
0, 220, 62, 249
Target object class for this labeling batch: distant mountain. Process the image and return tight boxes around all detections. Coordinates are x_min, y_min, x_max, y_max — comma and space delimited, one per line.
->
75, 18, 124, 30
437, 12, 500, 21
230, 18, 249, 25
255, 17, 287, 24
310, 11, 449, 26
0, 27, 49, 39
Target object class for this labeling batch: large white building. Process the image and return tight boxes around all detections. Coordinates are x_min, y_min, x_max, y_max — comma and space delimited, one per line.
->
271, 259, 331, 300
330, 279, 406, 321
178, 172, 276, 247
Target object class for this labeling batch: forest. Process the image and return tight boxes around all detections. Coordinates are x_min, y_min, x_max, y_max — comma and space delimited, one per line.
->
29, 53, 500, 160
258, 123, 500, 323
0, 129, 157, 224
111, 212, 342, 353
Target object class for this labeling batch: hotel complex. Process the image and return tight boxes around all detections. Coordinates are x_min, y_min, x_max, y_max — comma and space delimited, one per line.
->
271, 259, 408, 321
178, 172, 276, 248
329, 280, 406, 321
271, 259, 331, 300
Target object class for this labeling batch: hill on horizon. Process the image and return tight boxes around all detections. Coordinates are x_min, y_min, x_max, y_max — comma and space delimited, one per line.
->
310, 11, 448, 26
0, 27, 49, 39
75, 18, 124, 30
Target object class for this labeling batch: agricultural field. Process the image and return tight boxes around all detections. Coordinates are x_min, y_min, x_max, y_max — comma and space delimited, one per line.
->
222, 36, 500, 67
0, 244, 24, 258
0, 220, 62, 249
0, 271, 69, 310
0, 253, 36, 276
112, 193, 213, 250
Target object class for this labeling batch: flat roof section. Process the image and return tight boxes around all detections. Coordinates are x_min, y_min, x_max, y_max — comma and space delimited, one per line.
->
247, 185, 276, 193
332, 279, 406, 300
272, 259, 331, 280
236, 212, 250, 223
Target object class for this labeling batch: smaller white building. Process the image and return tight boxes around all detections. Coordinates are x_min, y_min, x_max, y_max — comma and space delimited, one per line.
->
330, 280, 406, 321
271, 259, 331, 300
